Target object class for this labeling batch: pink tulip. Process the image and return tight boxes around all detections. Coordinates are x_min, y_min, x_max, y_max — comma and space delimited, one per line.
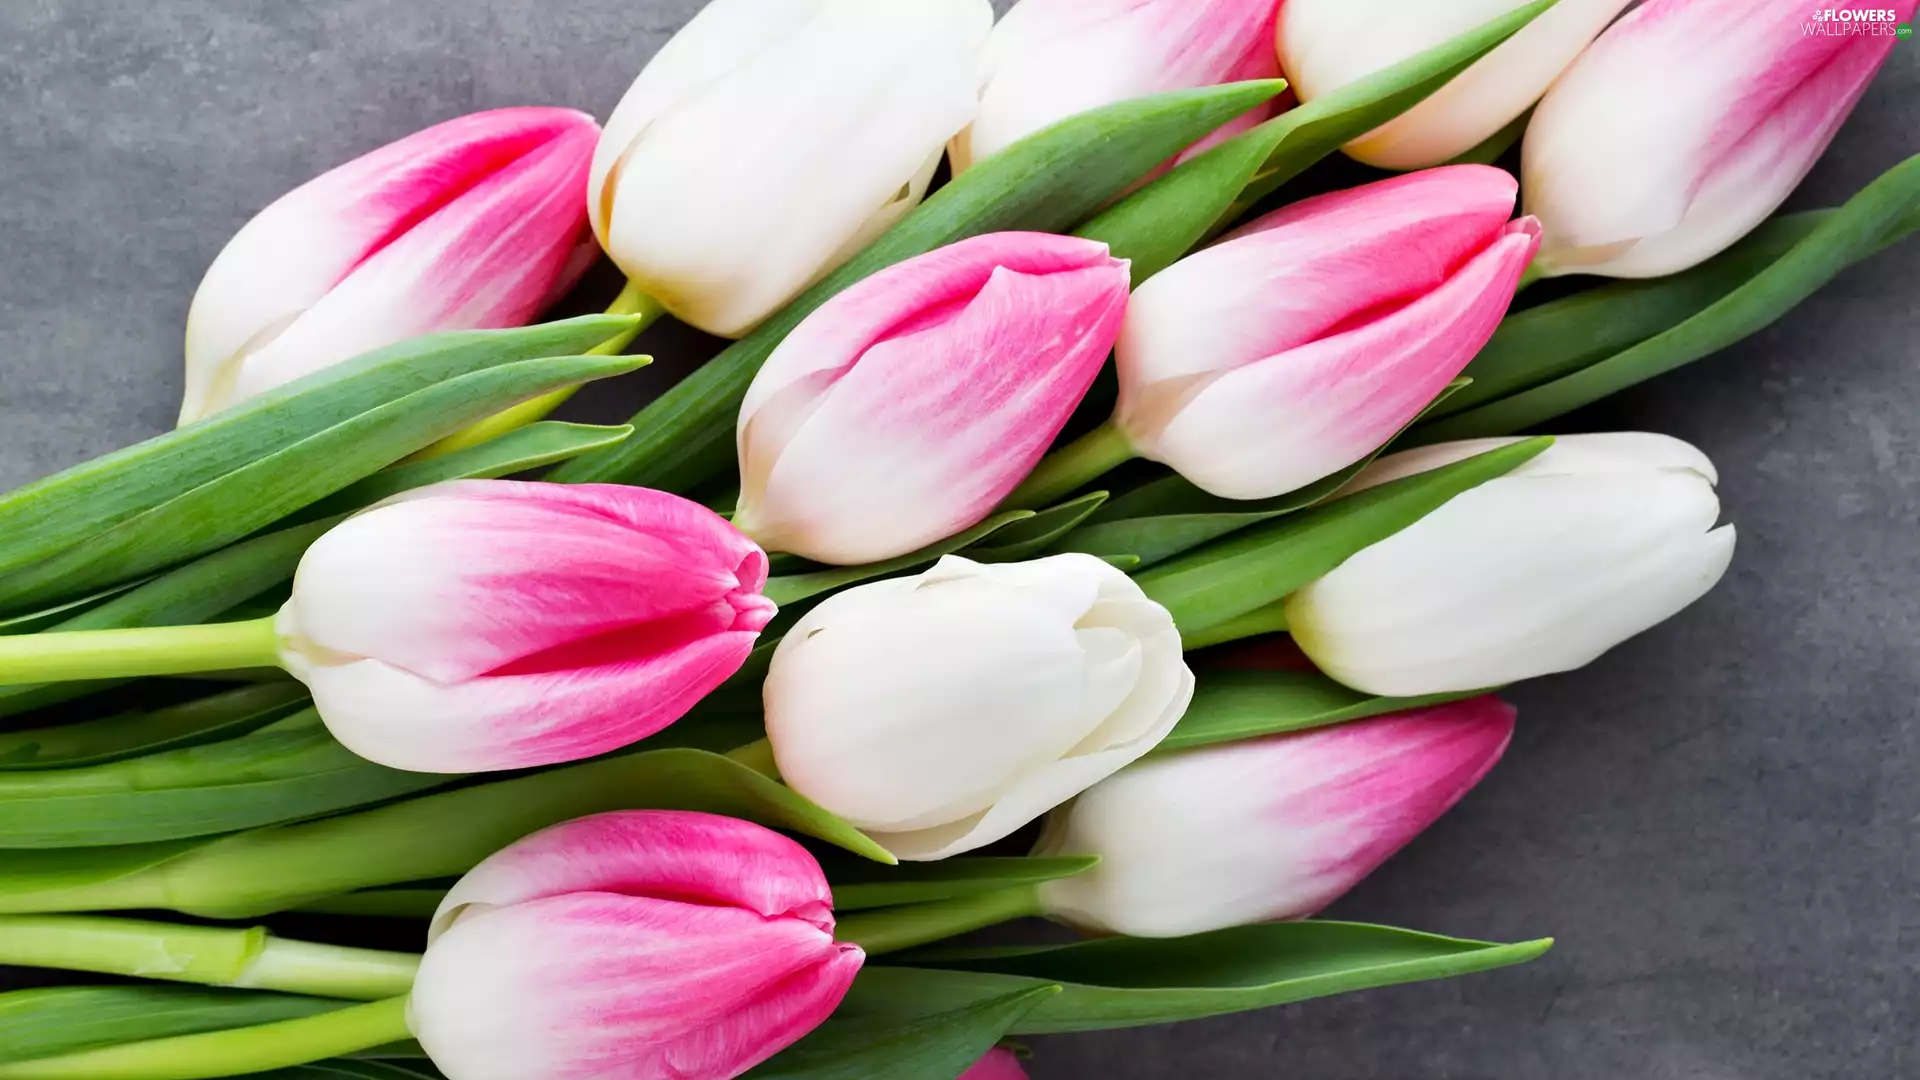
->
410, 810, 863, 1080
1524, 0, 1916, 278
278, 481, 774, 773
951, 0, 1281, 173
181, 107, 599, 423
1035, 697, 1516, 937
961, 1048, 1031, 1080
734, 233, 1131, 565
1113, 166, 1540, 500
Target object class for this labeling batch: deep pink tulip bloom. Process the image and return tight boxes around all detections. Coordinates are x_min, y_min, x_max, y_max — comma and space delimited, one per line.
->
181, 107, 599, 423
277, 481, 774, 773
1036, 697, 1516, 937
1114, 165, 1540, 501
410, 810, 863, 1080
961, 1048, 1032, 1080
734, 232, 1131, 565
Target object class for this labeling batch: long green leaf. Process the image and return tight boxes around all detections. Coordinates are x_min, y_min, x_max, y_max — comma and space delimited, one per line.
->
747, 987, 1056, 1080
254, 1064, 442, 1080
826, 856, 1102, 912
548, 81, 1287, 492
852, 922, 1551, 1034
966, 492, 1109, 563
0, 352, 646, 612
1155, 670, 1473, 754
0, 986, 341, 1066
0, 683, 309, 770
1136, 439, 1552, 633
763, 511, 1038, 608
300, 421, 633, 518
0, 317, 636, 583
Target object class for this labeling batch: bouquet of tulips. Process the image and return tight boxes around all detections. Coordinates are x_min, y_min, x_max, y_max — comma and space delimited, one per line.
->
0, 0, 1913, 1077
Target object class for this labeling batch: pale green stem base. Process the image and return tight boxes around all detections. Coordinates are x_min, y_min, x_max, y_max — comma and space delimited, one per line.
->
1181, 599, 1290, 651
1003, 420, 1136, 511
0, 618, 280, 684
420, 279, 667, 458
835, 885, 1043, 956
0, 996, 412, 1080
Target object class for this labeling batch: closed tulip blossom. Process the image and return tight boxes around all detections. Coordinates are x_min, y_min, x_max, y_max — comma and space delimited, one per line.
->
1035, 698, 1516, 937
590, 0, 992, 337
1286, 434, 1737, 696
410, 810, 863, 1080
765, 554, 1194, 861
1099, 166, 1538, 502
734, 233, 1131, 565
951, 0, 1280, 174
1524, 0, 1916, 278
1276, 0, 1635, 170
181, 107, 598, 423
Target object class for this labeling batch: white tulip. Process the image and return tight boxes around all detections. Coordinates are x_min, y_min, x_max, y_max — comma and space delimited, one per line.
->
764, 554, 1194, 861
588, 0, 992, 338
1286, 433, 1737, 696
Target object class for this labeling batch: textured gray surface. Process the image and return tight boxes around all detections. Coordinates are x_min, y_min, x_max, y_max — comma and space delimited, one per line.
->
1, 3, 1917, 1078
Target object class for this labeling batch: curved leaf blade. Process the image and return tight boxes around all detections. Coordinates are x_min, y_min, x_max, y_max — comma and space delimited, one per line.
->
1155, 670, 1474, 754
0, 986, 340, 1066
0, 683, 310, 771
747, 987, 1057, 1080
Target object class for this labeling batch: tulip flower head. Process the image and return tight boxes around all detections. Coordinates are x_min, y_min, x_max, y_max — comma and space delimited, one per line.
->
277, 480, 774, 773
1114, 166, 1540, 501
765, 554, 1194, 861
410, 810, 862, 1080
1036, 697, 1516, 937
734, 233, 1132, 565
961, 1048, 1031, 1080
182, 107, 598, 424
590, 0, 993, 337
1524, 0, 1916, 278
1277, 0, 1636, 170
1287, 434, 1737, 696
952, 0, 1281, 173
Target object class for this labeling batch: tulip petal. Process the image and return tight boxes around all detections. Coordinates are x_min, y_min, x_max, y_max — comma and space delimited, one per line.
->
1349, 431, 1718, 494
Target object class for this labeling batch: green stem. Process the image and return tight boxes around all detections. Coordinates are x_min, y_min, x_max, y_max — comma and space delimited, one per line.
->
1180, 599, 1289, 651
0, 915, 417, 1000
0, 618, 280, 684
1002, 420, 1136, 511
422, 279, 668, 457
834, 885, 1043, 956
0, 996, 412, 1079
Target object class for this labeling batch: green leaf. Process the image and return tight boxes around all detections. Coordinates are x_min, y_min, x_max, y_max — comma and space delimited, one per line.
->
0, 351, 646, 613
301, 422, 633, 518
548, 80, 1287, 493
0, 583, 145, 638
1155, 670, 1475, 754
1077, 0, 1556, 282
0, 748, 891, 918
763, 510, 1038, 608
0, 986, 341, 1066
1417, 152, 1920, 442
747, 987, 1057, 1080
0, 709, 452, 848
966, 493, 1109, 563
825, 857, 1102, 912
0, 317, 636, 592
249, 1062, 441, 1080
0, 683, 310, 770
854, 922, 1552, 1034
1136, 439, 1552, 634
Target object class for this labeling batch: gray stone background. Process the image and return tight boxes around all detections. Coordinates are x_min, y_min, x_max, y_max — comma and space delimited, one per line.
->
1, 2, 1915, 1078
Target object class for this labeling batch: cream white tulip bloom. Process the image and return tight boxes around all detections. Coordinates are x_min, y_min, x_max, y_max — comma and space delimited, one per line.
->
764, 554, 1194, 861
1286, 434, 1737, 696
1275, 0, 1634, 170
588, 0, 992, 338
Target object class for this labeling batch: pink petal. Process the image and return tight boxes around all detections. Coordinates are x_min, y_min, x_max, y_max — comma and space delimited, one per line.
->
961, 1048, 1031, 1080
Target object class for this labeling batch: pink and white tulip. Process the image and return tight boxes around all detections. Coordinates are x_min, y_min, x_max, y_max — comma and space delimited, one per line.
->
961, 1048, 1030, 1080
1114, 166, 1540, 501
1034, 697, 1516, 937
951, 0, 1281, 174
410, 810, 863, 1080
181, 107, 598, 424
1277, 0, 1635, 170
277, 481, 774, 773
1524, 0, 1915, 279
734, 233, 1131, 565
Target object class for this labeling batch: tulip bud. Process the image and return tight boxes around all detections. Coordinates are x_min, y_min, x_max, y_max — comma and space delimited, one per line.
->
410, 810, 863, 1080
1276, 0, 1636, 170
182, 107, 598, 424
1114, 167, 1539, 501
765, 554, 1194, 861
734, 233, 1131, 565
1035, 698, 1515, 937
277, 480, 774, 773
962, 1048, 1031, 1080
1524, 0, 1916, 279
1286, 434, 1737, 697
589, 0, 993, 338
951, 0, 1281, 174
